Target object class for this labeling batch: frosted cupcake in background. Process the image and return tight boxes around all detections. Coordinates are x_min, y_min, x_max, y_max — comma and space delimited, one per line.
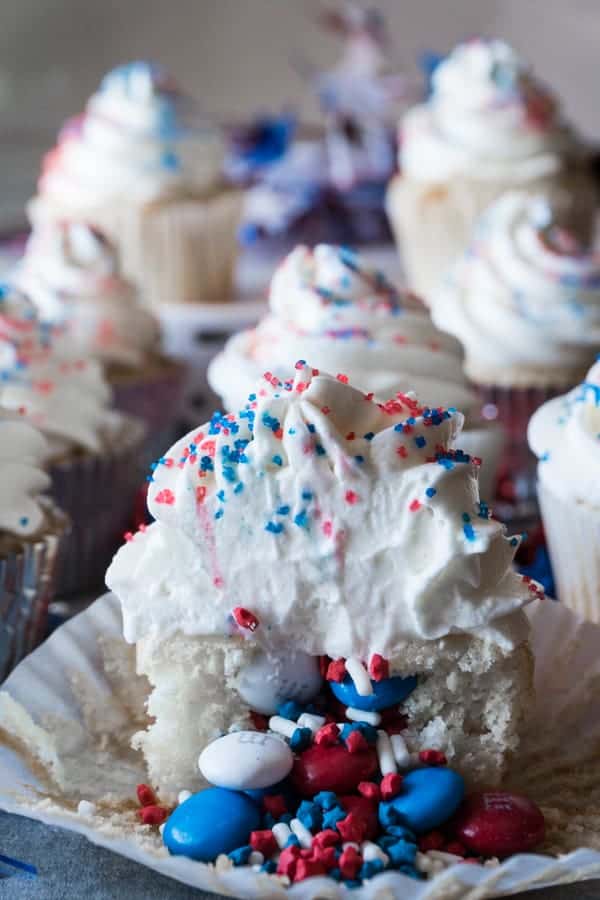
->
28, 61, 243, 306
18, 221, 187, 456
430, 192, 600, 518
529, 361, 600, 620
0, 419, 68, 680
208, 244, 503, 497
386, 38, 597, 299
0, 283, 145, 596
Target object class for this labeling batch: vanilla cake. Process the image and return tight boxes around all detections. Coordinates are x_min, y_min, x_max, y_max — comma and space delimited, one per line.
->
106, 364, 538, 803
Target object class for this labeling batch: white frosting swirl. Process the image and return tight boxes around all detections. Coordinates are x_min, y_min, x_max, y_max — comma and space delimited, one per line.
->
35, 62, 224, 212
401, 39, 580, 182
0, 283, 124, 456
107, 363, 534, 655
18, 222, 161, 369
430, 192, 600, 383
208, 244, 477, 416
0, 419, 51, 538
529, 360, 600, 506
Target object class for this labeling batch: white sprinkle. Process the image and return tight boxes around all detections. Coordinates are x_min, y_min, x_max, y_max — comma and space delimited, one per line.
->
376, 730, 397, 775
273, 822, 292, 849
346, 706, 381, 726
159, 823, 165, 837
177, 789, 192, 805
77, 800, 97, 817
297, 712, 326, 733
361, 841, 389, 866
290, 818, 313, 849
249, 851, 264, 865
268, 716, 297, 739
345, 657, 373, 696
390, 733, 412, 769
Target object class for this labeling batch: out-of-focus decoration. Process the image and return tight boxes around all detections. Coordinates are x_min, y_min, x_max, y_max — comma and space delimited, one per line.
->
237, 3, 419, 248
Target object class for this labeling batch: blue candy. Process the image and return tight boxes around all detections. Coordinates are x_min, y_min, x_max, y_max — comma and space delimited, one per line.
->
163, 788, 260, 862
330, 674, 417, 711
378, 767, 464, 834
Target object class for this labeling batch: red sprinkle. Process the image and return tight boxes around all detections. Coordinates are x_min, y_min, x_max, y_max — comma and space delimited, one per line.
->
397, 445, 408, 459
419, 749, 447, 766
369, 654, 389, 682
380, 773, 403, 801
326, 659, 346, 682
277, 845, 300, 879
154, 488, 175, 505
136, 784, 157, 807
294, 859, 326, 881
339, 846, 362, 880
314, 723, 340, 747
336, 373, 349, 384
137, 805, 168, 826
232, 607, 259, 632
312, 829, 341, 849
262, 794, 287, 818
345, 490, 359, 505
250, 830, 278, 857
409, 499, 421, 512
345, 730, 369, 754
336, 812, 366, 844
310, 844, 337, 869
196, 486, 207, 504
358, 781, 381, 802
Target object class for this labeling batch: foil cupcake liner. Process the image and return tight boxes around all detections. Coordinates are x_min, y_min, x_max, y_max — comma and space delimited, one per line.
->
110, 359, 188, 465
538, 479, 600, 621
49, 417, 146, 599
474, 383, 562, 529
0, 502, 68, 682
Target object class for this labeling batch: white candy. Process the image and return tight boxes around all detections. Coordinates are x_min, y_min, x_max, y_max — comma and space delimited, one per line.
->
77, 800, 97, 817
198, 730, 293, 790
268, 716, 297, 739
390, 733, 412, 769
235, 649, 323, 715
345, 657, 373, 696
361, 841, 389, 866
177, 789, 192, 805
273, 822, 292, 849
297, 712, 326, 733
376, 730, 397, 775
346, 706, 381, 726
290, 818, 313, 849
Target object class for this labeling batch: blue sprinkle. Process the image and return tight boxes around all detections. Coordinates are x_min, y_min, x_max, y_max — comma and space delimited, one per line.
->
301, 490, 313, 501
228, 845, 252, 866
315, 443, 326, 456
214, 509, 224, 520
234, 482, 244, 494
307, 423, 316, 434
462, 513, 470, 522
265, 521, 284, 534
394, 423, 404, 432
297, 800, 323, 831
290, 727, 312, 752
284, 834, 300, 848
354, 455, 364, 464
216, 490, 226, 502
261, 860, 277, 874
19, 517, 29, 527
287, 427, 296, 435
414, 436, 426, 448
464, 523, 476, 542
363, 432, 375, 441
222, 466, 236, 483
425, 487, 436, 498
277, 505, 290, 515
277, 699, 304, 720
322, 805, 347, 830
272, 454, 283, 466
313, 791, 338, 810
294, 510, 308, 528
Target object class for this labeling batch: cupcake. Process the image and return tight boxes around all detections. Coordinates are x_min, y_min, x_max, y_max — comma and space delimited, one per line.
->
18, 221, 187, 458
106, 363, 537, 806
28, 61, 244, 306
386, 38, 596, 299
208, 244, 503, 497
430, 191, 600, 518
529, 361, 600, 620
0, 418, 68, 680
0, 282, 146, 596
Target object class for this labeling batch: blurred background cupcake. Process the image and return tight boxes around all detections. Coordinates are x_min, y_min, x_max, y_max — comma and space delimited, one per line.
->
386, 38, 597, 300
17, 221, 187, 459
529, 360, 600, 620
0, 282, 145, 597
430, 191, 600, 523
208, 243, 503, 498
0, 418, 68, 680
28, 61, 244, 307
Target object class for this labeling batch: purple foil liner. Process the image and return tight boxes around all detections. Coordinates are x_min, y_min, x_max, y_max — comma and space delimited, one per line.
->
49, 418, 146, 598
475, 383, 563, 529
111, 361, 188, 464
0, 508, 68, 682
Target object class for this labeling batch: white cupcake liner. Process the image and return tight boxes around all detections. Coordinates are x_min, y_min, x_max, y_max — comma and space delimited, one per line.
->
49, 418, 146, 598
0, 502, 68, 681
2, 594, 600, 896
538, 479, 600, 621
385, 167, 596, 302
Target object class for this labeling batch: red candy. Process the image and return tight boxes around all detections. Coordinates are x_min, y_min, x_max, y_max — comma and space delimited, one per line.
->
380, 773, 403, 800
137, 805, 168, 826
250, 830, 277, 857
292, 744, 379, 797
451, 792, 545, 859
419, 749, 447, 766
339, 846, 362, 880
136, 784, 157, 807
340, 795, 379, 840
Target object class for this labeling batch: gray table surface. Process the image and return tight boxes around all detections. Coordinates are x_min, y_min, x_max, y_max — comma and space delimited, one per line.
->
1, 812, 600, 900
